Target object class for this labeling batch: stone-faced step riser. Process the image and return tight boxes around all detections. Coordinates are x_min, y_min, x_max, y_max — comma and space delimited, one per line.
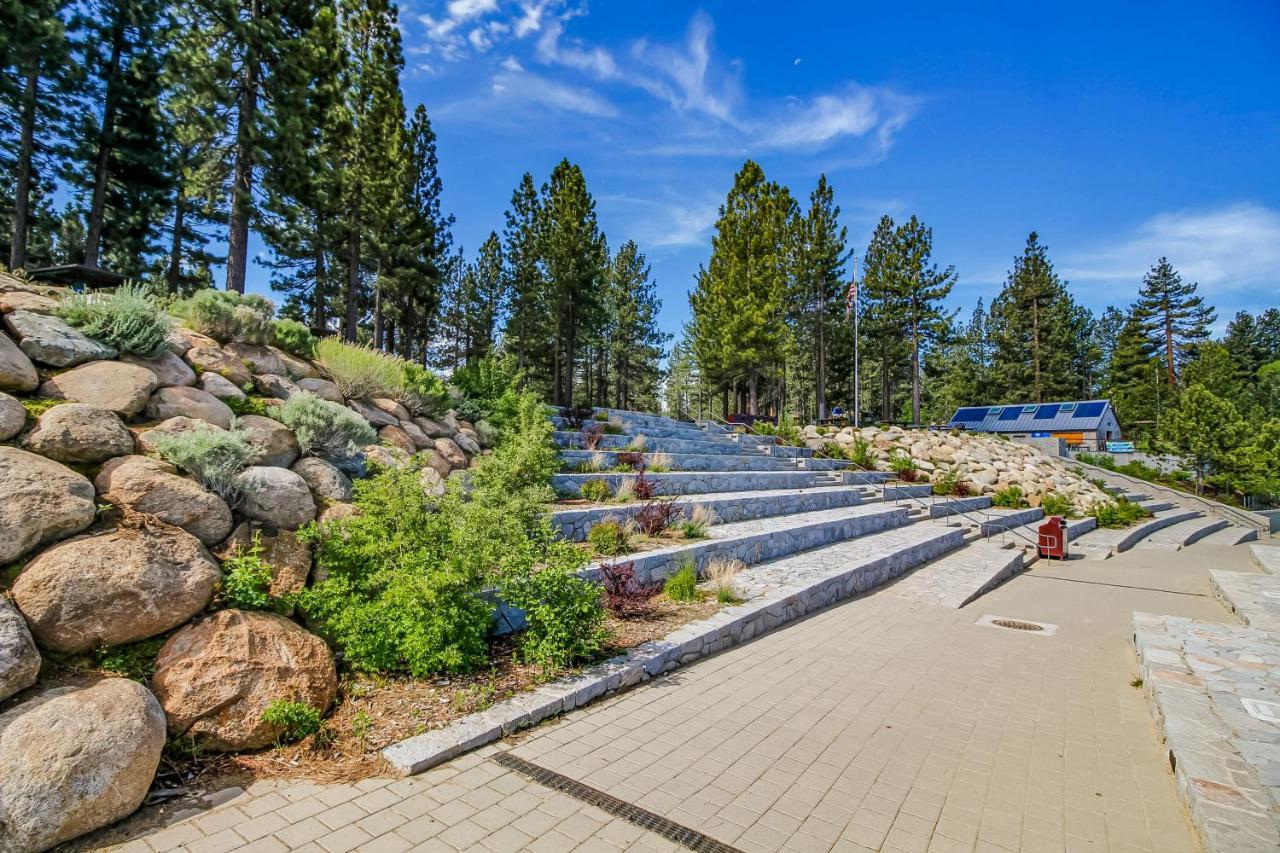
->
879, 483, 934, 500
554, 471, 834, 497
558, 449, 836, 473
926, 496, 994, 518
550, 416, 717, 442
553, 431, 800, 457
978, 507, 1045, 535
551, 488, 868, 541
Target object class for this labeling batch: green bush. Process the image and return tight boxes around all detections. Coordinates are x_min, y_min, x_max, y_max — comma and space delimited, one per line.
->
887, 450, 917, 477
398, 362, 450, 417
224, 395, 277, 418
578, 479, 613, 502
664, 562, 699, 602
1116, 460, 1162, 481
497, 559, 605, 671
753, 418, 804, 447
314, 337, 403, 400
260, 699, 323, 743
991, 485, 1027, 508
56, 283, 171, 358
149, 425, 256, 502
1038, 492, 1076, 517
845, 437, 876, 470
449, 354, 521, 425
587, 518, 632, 556
1076, 452, 1117, 471
272, 318, 316, 357
276, 391, 376, 459
1090, 496, 1150, 528
218, 532, 294, 612
172, 289, 275, 344
932, 469, 961, 496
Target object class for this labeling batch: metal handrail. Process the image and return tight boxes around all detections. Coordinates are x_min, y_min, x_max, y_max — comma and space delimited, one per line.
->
1073, 459, 1269, 533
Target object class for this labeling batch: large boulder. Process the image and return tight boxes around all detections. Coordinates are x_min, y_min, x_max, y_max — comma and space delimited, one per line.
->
223, 342, 286, 377
453, 430, 481, 456
0, 678, 166, 853
0, 391, 25, 441
170, 327, 218, 353
145, 386, 234, 429
0, 332, 38, 392
442, 410, 463, 434
378, 424, 416, 455
218, 523, 312, 601
296, 377, 343, 403
37, 360, 156, 417
183, 344, 251, 388
291, 456, 353, 503
434, 437, 468, 469
0, 597, 39, 703
370, 397, 411, 422
94, 456, 233, 545
272, 347, 319, 379
348, 398, 398, 428
412, 415, 454, 438
2, 310, 115, 367
119, 349, 196, 388
152, 610, 337, 752
237, 415, 300, 468
11, 524, 220, 653
421, 449, 453, 479
398, 419, 432, 451
198, 371, 245, 399
252, 372, 301, 400
360, 443, 410, 470
134, 415, 225, 454
21, 403, 133, 464
0, 447, 96, 563
0, 289, 58, 314
233, 466, 316, 528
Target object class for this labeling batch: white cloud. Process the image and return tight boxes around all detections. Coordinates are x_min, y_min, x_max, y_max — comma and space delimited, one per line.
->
490, 69, 618, 118
536, 17, 617, 78
631, 13, 739, 125
513, 0, 558, 38
1061, 203, 1280, 300
759, 86, 919, 156
606, 193, 723, 248
446, 0, 497, 18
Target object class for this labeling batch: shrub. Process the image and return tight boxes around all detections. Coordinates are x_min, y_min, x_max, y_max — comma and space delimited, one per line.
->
887, 450, 916, 477
272, 318, 316, 357
625, 434, 647, 452
450, 354, 521, 425
1169, 469, 1193, 482
705, 557, 744, 604
754, 418, 803, 447
613, 478, 637, 502
218, 533, 273, 610
578, 479, 613, 502
1091, 496, 1150, 528
397, 362, 450, 417
587, 517, 633, 556
845, 438, 875, 469
664, 561, 699, 602
56, 283, 170, 357
1116, 460, 1162, 481
646, 451, 673, 473
992, 485, 1028, 508
172, 289, 275, 344
932, 469, 960, 496
224, 395, 277, 418
631, 472, 657, 500
559, 406, 596, 429
600, 560, 658, 617
582, 424, 604, 450
678, 505, 716, 539
587, 451, 608, 472
592, 411, 609, 422
952, 480, 973, 497
1077, 452, 1117, 471
615, 450, 645, 470
149, 425, 256, 502
276, 391, 376, 459
601, 418, 625, 435
633, 499, 681, 535
1039, 493, 1076, 518
497, 559, 606, 671
314, 337, 403, 400
261, 700, 323, 743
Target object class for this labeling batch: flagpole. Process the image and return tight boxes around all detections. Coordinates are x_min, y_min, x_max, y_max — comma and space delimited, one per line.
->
853, 255, 861, 429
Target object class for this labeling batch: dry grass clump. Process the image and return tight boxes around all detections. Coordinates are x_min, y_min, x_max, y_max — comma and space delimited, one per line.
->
704, 556, 745, 603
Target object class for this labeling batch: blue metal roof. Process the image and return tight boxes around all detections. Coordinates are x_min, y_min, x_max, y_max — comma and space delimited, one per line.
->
949, 400, 1114, 433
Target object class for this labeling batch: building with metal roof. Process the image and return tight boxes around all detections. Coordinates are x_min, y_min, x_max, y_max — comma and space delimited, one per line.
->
946, 400, 1122, 449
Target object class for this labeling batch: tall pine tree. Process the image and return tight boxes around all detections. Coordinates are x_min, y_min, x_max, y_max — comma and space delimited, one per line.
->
1132, 257, 1215, 389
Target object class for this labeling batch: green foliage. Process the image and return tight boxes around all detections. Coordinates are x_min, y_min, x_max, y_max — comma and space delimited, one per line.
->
314, 337, 404, 400
587, 518, 632, 556
845, 437, 875, 470
664, 562, 699, 602
1038, 493, 1076, 517
272, 318, 316, 357
56, 284, 170, 358
932, 468, 961, 496
1076, 452, 1116, 470
887, 451, 916, 477
398, 362, 450, 417
496, 560, 605, 671
991, 485, 1027, 508
601, 422, 625, 435
224, 395, 277, 418
261, 700, 324, 743
218, 532, 293, 613
149, 425, 256, 502
276, 391, 376, 459
578, 479, 613, 502
1160, 384, 1244, 490
450, 353, 521, 425
754, 418, 803, 447
172, 289, 275, 344
93, 636, 167, 681
1090, 496, 1149, 528
20, 398, 62, 419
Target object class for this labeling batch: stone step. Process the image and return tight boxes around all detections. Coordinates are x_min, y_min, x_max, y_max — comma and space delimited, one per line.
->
551, 415, 725, 442
1132, 612, 1280, 852
558, 448, 836, 473
1131, 516, 1231, 550
550, 485, 868, 541
923, 496, 995, 519
552, 469, 891, 498
1250, 542, 1280, 575
890, 539, 1026, 608
1209, 570, 1280, 632
1070, 508, 1202, 559
554, 430, 753, 455
1138, 499, 1176, 513
1196, 525, 1260, 547
977, 507, 1045, 536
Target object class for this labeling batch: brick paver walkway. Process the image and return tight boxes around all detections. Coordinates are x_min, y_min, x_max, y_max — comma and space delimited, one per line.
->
81, 542, 1256, 852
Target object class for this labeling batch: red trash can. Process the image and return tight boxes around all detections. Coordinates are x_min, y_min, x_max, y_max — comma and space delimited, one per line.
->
1038, 516, 1067, 559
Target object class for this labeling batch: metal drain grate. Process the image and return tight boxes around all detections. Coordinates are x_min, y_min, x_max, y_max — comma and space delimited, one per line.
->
992, 618, 1044, 632
493, 752, 742, 853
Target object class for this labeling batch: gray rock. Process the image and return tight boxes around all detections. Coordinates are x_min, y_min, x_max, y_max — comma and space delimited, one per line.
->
348, 398, 398, 428
198, 371, 245, 399
272, 347, 319, 379
237, 414, 300, 468
0, 678, 166, 853
22, 403, 134, 464
0, 391, 25, 441
145, 386, 234, 429
291, 456, 353, 502
11, 524, 221, 653
453, 430, 481, 456
135, 415, 225, 454
37, 360, 157, 417
442, 410, 462, 434
296, 377, 343, 403
252, 372, 301, 400
233, 466, 316, 528
94, 456, 233, 546
378, 424, 416, 455
0, 447, 97, 563
2, 310, 115, 367
434, 437, 468, 469
370, 397, 411, 422
183, 344, 251, 387
361, 443, 411, 470
223, 342, 286, 376
0, 596, 39, 703
413, 415, 455, 438
420, 466, 446, 497
0, 331, 38, 392
119, 349, 196, 388
398, 419, 433, 450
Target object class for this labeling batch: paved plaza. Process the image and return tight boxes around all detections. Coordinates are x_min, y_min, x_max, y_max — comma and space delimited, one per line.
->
81, 542, 1262, 853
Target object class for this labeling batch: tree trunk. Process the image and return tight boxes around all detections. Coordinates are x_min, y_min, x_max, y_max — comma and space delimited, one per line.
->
311, 222, 327, 331
816, 299, 826, 420
83, 15, 126, 268
373, 269, 383, 350
9, 66, 39, 271
166, 193, 186, 293
910, 316, 921, 426
225, 11, 260, 294
748, 370, 758, 416
1164, 304, 1176, 390
342, 215, 360, 342
1031, 298, 1042, 402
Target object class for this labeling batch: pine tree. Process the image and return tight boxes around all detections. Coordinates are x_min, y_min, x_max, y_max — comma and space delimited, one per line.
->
1106, 312, 1161, 439
860, 215, 909, 420
459, 232, 505, 363
605, 240, 667, 411
932, 299, 990, 419
501, 172, 550, 390
790, 175, 848, 420
1132, 257, 1215, 390
894, 215, 956, 424
1159, 384, 1243, 493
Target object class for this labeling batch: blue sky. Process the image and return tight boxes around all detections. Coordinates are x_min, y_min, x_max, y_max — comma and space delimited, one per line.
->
251, 0, 1280, 338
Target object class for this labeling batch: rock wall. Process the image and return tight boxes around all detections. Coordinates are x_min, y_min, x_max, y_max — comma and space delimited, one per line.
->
806, 424, 1113, 510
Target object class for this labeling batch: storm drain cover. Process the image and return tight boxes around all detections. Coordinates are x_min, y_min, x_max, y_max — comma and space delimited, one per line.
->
1241, 698, 1280, 725
976, 614, 1058, 636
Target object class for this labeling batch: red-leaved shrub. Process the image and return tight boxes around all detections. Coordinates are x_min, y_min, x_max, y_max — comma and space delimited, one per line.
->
600, 561, 658, 617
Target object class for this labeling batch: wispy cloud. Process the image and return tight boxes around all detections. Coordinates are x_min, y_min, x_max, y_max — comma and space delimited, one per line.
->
603, 191, 724, 248
758, 86, 919, 156
490, 68, 618, 118
630, 13, 740, 125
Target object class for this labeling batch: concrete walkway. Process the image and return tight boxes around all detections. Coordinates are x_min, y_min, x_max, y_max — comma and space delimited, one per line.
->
80, 542, 1257, 853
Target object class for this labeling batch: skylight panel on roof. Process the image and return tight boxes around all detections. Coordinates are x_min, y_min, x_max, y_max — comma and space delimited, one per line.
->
998, 407, 1021, 421
1034, 404, 1061, 419
1074, 402, 1105, 418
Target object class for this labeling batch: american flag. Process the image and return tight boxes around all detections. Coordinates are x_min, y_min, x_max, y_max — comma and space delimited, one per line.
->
845, 270, 858, 320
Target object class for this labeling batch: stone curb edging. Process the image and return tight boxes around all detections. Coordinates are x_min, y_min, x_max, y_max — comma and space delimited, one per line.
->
382, 524, 967, 776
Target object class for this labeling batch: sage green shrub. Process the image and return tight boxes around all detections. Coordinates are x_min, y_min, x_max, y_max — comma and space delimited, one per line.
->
272, 318, 316, 357
56, 283, 170, 357
276, 391, 376, 459
150, 425, 256, 502
172, 289, 275, 344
